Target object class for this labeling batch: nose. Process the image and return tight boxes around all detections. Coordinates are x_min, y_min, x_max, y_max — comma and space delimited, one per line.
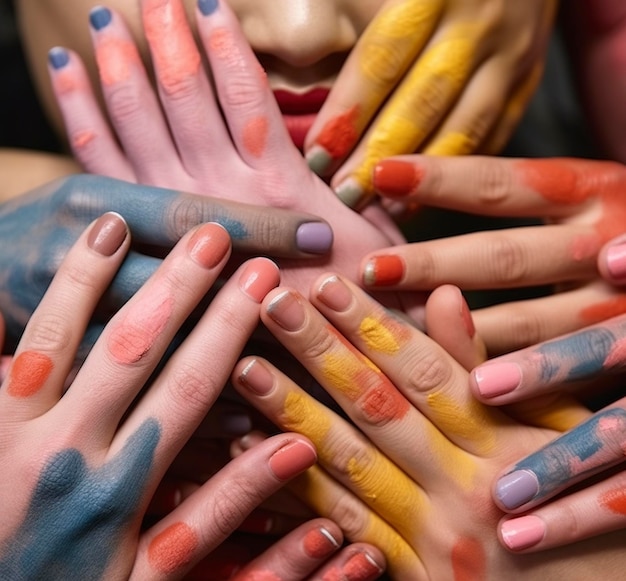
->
231, 0, 358, 67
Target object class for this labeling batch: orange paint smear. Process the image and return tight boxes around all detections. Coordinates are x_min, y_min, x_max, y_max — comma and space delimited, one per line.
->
142, 0, 201, 93
451, 537, 486, 581
600, 487, 626, 515
148, 521, 198, 574
604, 336, 626, 369
243, 116, 269, 158
361, 376, 410, 422
72, 130, 96, 150
54, 70, 84, 95
209, 28, 234, 59
316, 106, 360, 159
7, 351, 53, 397
95, 37, 142, 86
580, 296, 626, 324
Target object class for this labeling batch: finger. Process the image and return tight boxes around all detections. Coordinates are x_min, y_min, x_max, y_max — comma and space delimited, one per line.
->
425, 285, 487, 371
131, 434, 317, 580
470, 314, 626, 404
59, 222, 232, 440
598, 234, 626, 286
305, 0, 443, 176
140, 0, 232, 173
88, 6, 182, 185
0, 213, 129, 419
116, 257, 280, 461
232, 356, 429, 544
308, 543, 387, 581
47, 46, 135, 181
493, 402, 626, 512
498, 470, 626, 552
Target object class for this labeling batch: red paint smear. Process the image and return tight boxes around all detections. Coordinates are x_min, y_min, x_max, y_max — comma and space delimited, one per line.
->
361, 376, 410, 422
54, 70, 84, 95
143, 0, 201, 93
315, 106, 360, 160
604, 336, 626, 369
580, 295, 626, 324
209, 27, 235, 60
451, 537, 486, 581
148, 522, 198, 574
517, 158, 626, 246
303, 528, 335, 559
95, 37, 142, 86
243, 116, 269, 158
600, 487, 626, 515
7, 351, 53, 398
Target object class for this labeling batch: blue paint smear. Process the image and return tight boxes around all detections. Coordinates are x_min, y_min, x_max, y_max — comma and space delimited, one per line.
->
513, 408, 626, 500
537, 328, 615, 383
0, 418, 161, 579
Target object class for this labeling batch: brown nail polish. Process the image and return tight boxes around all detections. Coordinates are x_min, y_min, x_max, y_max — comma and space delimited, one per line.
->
88, 212, 128, 256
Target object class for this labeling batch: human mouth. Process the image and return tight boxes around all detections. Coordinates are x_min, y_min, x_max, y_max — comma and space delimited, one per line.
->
274, 88, 330, 150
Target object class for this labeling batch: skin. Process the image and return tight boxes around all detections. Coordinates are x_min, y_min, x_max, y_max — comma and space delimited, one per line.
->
364, 154, 626, 354
0, 173, 332, 352
1, 214, 372, 580
230, 275, 626, 579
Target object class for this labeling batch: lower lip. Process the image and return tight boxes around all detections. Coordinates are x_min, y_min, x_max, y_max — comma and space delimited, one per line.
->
283, 113, 317, 151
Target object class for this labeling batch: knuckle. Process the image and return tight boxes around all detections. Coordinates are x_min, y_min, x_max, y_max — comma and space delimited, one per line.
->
299, 327, 339, 363
221, 75, 265, 112
484, 236, 529, 285
324, 433, 374, 480
474, 161, 517, 206
209, 480, 256, 538
318, 490, 371, 540
170, 197, 203, 239
402, 347, 454, 395
27, 312, 74, 354
165, 363, 213, 415
362, 42, 406, 86
502, 310, 547, 349
105, 83, 146, 127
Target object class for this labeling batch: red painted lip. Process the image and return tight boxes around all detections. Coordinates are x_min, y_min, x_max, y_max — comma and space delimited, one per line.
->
273, 88, 330, 115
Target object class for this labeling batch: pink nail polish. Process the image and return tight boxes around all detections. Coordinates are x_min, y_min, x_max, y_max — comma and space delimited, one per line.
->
239, 258, 280, 303
317, 275, 352, 312
472, 362, 521, 398
501, 515, 545, 551
266, 290, 306, 331
607, 243, 626, 280
238, 359, 274, 395
269, 440, 317, 481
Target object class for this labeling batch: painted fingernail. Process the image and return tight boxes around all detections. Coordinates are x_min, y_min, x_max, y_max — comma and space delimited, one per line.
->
269, 440, 317, 481
306, 146, 333, 176
88, 212, 128, 256
198, 0, 219, 16
89, 6, 112, 30
501, 516, 546, 551
296, 222, 334, 255
303, 527, 340, 559
495, 469, 539, 510
374, 159, 423, 197
188, 223, 231, 268
362, 255, 404, 287
342, 551, 384, 581
317, 275, 352, 312
606, 243, 626, 280
472, 362, 522, 398
238, 359, 274, 395
48, 47, 70, 70
335, 178, 369, 210
239, 258, 280, 303
266, 290, 305, 331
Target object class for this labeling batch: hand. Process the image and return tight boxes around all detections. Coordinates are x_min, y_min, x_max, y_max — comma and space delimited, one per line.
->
0, 213, 347, 579
0, 173, 331, 351
364, 154, 626, 353
48, 0, 406, 302
304, 0, 557, 210
230, 275, 626, 579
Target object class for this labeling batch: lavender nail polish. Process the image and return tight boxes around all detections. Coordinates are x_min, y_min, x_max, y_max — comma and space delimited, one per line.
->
495, 470, 539, 510
296, 222, 333, 255
48, 47, 69, 70
89, 6, 112, 31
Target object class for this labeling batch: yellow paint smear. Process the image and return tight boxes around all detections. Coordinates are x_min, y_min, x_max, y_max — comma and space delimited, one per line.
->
281, 391, 332, 445
358, 316, 402, 354
322, 352, 380, 400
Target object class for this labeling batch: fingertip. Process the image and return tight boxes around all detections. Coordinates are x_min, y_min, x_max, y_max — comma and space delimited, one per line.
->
599, 235, 626, 285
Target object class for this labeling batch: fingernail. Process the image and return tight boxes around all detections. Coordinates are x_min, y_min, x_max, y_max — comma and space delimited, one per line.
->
88, 212, 128, 256
198, 0, 219, 16
296, 222, 334, 255
373, 159, 422, 197
303, 527, 340, 559
48, 47, 70, 70
269, 440, 317, 481
266, 290, 305, 331
238, 359, 274, 395
342, 552, 384, 581
317, 275, 352, 312
335, 179, 369, 210
89, 6, 112, 30
188, 223, 231, 268
472, 362, 522, 398
362, 255, 404, 287
501, 515, 546, 551
306, 146, 333, 176
239, 258, 280, 303
495, 469, 539, 510
606, 243, 626, 280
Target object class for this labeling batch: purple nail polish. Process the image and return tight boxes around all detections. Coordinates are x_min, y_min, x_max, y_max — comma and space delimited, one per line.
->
48, 47, 69, 70
495, 470, 539, 510
296, 222, 333, 254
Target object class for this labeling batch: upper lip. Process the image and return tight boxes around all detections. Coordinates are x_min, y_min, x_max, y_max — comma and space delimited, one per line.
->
273, 88, 330, 115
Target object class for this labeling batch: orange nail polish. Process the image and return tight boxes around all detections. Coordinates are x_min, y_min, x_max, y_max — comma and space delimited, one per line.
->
362, 256, 404, 287
374, 160, 422, 197
188, 223, 231, 269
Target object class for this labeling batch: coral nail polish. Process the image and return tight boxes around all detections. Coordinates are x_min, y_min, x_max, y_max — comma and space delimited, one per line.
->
374, 159, 422, 197
362, 255, 405, 287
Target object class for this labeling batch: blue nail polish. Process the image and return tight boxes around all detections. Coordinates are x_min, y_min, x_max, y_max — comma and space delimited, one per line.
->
90, 6, 112, 30
48, 47, 69, 70
198, 0, 219, 16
